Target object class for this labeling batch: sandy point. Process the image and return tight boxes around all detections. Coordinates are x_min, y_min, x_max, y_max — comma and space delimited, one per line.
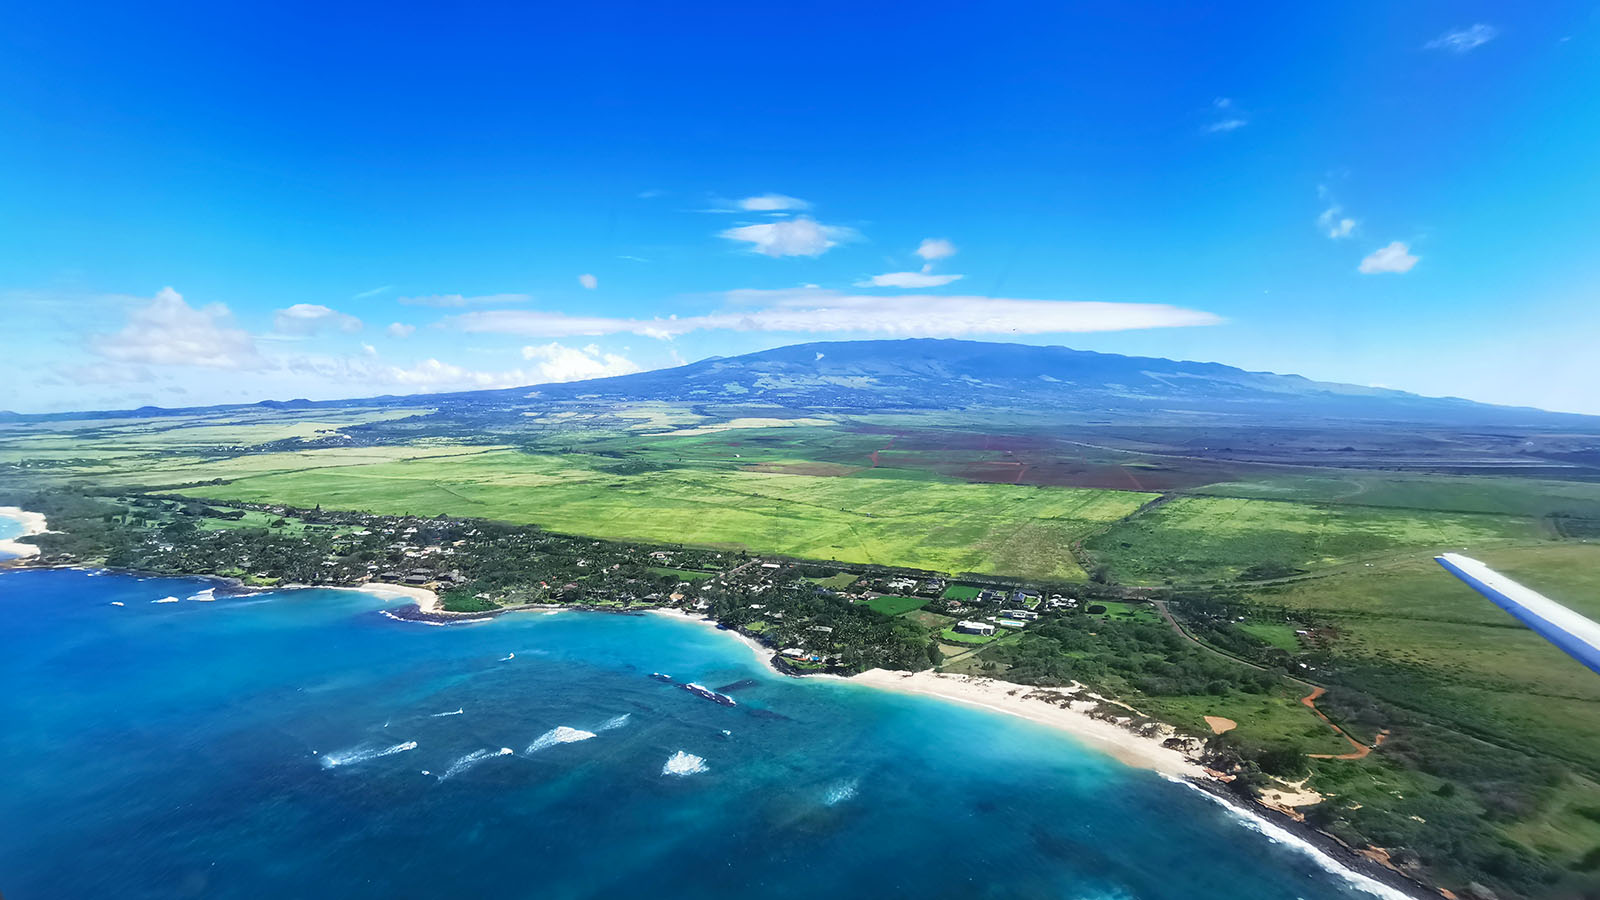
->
0, 507, 50, 559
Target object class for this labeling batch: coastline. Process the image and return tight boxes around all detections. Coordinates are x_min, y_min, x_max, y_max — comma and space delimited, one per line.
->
0, 507, 49, 559
847, 668, 1201, 778
1, 562, 1431, 898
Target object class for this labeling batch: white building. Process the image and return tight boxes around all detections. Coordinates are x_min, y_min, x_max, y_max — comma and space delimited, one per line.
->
955, 620, 996, 636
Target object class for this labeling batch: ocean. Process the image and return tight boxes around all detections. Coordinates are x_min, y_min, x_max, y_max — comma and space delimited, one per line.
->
0, 568, 1407, 899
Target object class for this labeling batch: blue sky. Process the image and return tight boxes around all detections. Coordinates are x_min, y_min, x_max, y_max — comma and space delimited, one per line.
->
3, 1, 1598, 414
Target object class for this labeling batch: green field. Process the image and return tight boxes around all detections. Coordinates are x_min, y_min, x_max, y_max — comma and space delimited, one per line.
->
1086, 495, 1545, 584
862, 595, 929, 616
142, 447, 1151, 580
1194, 472, 1600, 519
941, 584, 982, 600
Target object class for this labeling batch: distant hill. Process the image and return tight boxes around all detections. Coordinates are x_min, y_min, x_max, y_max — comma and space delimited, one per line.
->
454, 339, 1592, 428
6, 339, 1594, 428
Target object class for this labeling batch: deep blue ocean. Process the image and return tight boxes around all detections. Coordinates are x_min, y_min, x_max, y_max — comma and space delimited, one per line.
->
0, 568, 1406, 900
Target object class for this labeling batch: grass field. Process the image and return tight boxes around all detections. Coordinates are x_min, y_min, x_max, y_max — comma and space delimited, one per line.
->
862, 595, 929, 616
1086, 496, 1546, 584
1252, 543, 1600, 773
147, 447, 1152, 580
1193, 472, 1600, 519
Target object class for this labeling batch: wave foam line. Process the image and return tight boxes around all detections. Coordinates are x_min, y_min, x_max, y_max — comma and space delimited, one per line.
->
1168, 777, 1415, 900
152, 596, 180, 603
189, 588, 216, 602
321, 740, 419, 769
432, 708, 464, 717
438, 747, 514, 781
662, 750, 708, 777
596, 713, 631, 732
526, 726, 597, 753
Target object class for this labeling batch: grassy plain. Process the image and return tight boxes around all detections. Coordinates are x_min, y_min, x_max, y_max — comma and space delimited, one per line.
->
1086, 495, 1545, 585
862, 595, 929, 616
148, 447, 1150, 580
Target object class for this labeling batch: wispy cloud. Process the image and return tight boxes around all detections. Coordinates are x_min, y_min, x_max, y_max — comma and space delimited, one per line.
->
856, 272, 964, 288
719, 216, 858, 257
353, 285, 393, 300
578, 273, 598, 290
397, 293, 530, 308
916, 238, 957, 261
386, 322, 416, 338
1206, 97, 1248, 133
447, 288, 1221, 340
1426, 24, 1497, 53
738, 193, 809, 212
1358, 241, 1420, 274
273, 303, 363, 336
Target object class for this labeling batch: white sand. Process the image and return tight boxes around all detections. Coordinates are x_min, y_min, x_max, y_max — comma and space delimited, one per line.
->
848, 669, 1202, 777
348, 582, 442, 614
0, 507, 49, 559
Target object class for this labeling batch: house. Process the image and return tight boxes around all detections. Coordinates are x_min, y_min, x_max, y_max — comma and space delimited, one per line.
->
954, 620, 996, 636
998, 608, 1040, 620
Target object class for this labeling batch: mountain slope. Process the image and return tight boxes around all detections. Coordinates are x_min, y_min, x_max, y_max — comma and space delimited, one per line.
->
460, 339, 1588, 427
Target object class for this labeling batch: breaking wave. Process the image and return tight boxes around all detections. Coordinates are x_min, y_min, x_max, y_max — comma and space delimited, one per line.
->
596, 714, 631, 732
432, 708, 465, 717
823, 778, 859, 806
109, 601, 125, 607
526, 726, 597, 753
662, 750, 708, 777
152, 596, 180, 604
320, 740, 418, 769
438, 747, 514, 781
189, 588, 216, 602
1167, 777, 1414, 900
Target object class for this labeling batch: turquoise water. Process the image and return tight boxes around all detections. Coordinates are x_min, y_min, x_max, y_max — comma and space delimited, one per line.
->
0, 513, 23, 558
0, 569, 1400, 899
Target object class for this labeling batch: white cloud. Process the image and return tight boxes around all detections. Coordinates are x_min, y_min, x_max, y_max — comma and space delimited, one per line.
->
273, 303, 363, 335
915, 238, 958, 261
1426, 24, 1497, 53
449, 288, 1220, 340
719, 216, 857, 257
1358, 241, 1420, 274
397, 293, 530, 307
519, 342, 643, 382
375, 358, 538, 390
1317, 206, 1357, 239
1207, 118, 1248, 133
578, 273, 598, 290
738, 193, 809, 212
386, 322, 416, 338
361, 343, 378, 357
856, 272, 965, 288
92, 287, 263, 369
353, 285, 393, 299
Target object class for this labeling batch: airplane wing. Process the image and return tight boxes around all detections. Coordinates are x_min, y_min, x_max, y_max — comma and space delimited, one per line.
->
1437, 552, 1600, 676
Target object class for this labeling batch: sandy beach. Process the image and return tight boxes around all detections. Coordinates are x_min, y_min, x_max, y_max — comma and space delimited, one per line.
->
0, 507, 49, 559
347, 582, 442, 614
848, 669, 1202, 777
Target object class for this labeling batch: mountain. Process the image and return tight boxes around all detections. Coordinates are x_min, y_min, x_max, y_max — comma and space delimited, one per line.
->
6, 339, 1594, 428
449, 339, 1589, 428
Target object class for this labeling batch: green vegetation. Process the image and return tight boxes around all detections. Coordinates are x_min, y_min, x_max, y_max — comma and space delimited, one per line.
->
862, 594, 929, 616
1086, 495, 1543, 585
940, 583, 982, 600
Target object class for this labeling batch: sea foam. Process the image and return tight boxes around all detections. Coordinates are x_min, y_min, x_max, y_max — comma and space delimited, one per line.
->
438, 747, 515, 781
432, 708, 465, 717
596, 713, 631, 732
152, 596, 180, 604
526, 726, 597, 753
321, 740, 418, 769
189, 588, 216, 602
662, 750, 707, 776
1168, 777, 1414, 900
823, 778, 859, 806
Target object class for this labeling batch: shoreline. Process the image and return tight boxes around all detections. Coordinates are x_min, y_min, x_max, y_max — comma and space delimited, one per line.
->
0, 507, 49, 559
0, 563, 1430, 898
846, 668, 1201, 778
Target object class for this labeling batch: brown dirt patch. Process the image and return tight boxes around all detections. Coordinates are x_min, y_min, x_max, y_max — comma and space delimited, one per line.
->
1204, 715, 1238, 734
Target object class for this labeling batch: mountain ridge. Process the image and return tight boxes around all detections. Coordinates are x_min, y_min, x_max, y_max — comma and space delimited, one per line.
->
3, 338, 1593, 427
